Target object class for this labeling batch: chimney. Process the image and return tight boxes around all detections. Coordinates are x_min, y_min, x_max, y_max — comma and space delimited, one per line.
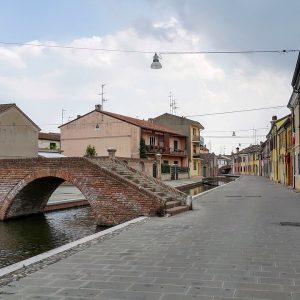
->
271, 115, 277, 125
77, 115, 81, 118
95, 104, 102, 111
236, 147, 239, 153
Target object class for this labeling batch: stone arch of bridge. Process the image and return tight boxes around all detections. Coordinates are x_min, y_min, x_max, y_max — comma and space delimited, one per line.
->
0, 169, 93, 221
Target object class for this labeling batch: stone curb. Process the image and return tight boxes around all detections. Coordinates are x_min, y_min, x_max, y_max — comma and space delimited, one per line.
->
0, 216, 147, 278
192, 176, 240, 200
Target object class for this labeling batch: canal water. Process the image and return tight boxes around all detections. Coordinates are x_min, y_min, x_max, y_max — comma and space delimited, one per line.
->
0, 206, 103, 268
0, 181, 226, 269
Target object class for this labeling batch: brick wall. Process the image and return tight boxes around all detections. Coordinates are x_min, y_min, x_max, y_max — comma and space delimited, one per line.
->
0, 157, 164, 225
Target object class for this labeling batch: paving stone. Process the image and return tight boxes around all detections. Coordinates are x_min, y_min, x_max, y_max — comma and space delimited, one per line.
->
81, 281, 130, 290
187, 286, 234, 297
57, 288, 101, 297
129, 283, 188, 293
235, 289, 292, 300
160, 294, 213, 300
100, 290, 162, 300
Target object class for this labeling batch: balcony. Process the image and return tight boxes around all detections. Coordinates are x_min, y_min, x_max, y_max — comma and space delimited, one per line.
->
146, 145, 187, 156
192, 135, 201, 142
193, 152, 201, 159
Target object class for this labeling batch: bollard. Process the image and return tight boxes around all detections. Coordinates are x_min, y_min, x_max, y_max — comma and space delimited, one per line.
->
186, 195, 193, 210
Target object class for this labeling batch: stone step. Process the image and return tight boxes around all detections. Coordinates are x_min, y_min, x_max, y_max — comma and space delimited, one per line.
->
165, 200, 182, 209
166, 206, 190, 216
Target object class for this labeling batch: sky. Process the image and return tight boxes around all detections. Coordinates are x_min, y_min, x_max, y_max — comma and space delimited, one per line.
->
0, 0, 299, 154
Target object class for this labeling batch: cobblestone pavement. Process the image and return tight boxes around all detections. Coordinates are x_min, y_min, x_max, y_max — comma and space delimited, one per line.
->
1, 176, 300, 299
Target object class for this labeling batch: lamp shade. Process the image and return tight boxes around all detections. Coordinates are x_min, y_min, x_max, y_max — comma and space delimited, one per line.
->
151, 53, 162, 69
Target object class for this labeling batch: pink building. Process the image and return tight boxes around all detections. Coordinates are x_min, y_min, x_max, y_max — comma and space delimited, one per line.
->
60, 106, 188, 168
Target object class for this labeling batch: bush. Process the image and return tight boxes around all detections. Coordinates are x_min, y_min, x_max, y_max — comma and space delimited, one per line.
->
85, 144, 97, 157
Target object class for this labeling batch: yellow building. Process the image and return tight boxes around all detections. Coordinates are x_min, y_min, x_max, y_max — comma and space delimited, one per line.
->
277, 115, 292, 185
266, 115, 290, 182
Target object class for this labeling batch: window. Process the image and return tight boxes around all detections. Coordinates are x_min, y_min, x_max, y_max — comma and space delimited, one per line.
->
174, 160, 178, 165
150, 136, 156, 146
163, 160, 169, 165
298, 153, 300, 175
193, 161, 197, 170
50, 142, 57, 150
174, 140, 178, 150
193, 128, 197, 135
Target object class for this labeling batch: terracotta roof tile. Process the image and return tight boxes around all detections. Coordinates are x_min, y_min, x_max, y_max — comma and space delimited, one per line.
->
101, 111, 184, 136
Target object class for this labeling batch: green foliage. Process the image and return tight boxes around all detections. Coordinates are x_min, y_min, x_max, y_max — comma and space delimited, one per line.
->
161, 163, 170, 174
140, 138, 147, 158
85, 144, 97, 157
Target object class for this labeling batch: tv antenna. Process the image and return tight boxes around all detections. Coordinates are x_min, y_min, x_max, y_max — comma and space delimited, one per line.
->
169, 91, 178, 115
98, 83, 108, 110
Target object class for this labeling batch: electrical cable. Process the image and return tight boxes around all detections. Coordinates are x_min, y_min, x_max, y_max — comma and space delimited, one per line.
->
0, 42, 298, 55
184, 105, 286, 117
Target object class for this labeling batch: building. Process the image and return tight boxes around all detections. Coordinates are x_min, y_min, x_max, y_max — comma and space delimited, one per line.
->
216, 155, 232, 174
260, 140, 270, 178
38, 132, 61, 151
266, 115, 290, 182
288, 52, 300, 190
232, 145, 260, 175
0, 103, 40, 158
60, 105, 188, 168
277, 115, 292, 186
199, 152, 217, 177
150, 113, 204, 178
38, 132, 64, 158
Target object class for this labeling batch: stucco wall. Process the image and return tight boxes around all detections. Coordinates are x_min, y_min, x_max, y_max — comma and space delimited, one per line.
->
60, 111, 141, 157
0, 107, 38, 158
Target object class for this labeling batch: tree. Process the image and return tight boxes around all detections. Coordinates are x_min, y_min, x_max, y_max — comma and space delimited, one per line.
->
140, 138, 147, 158
85, 144, 97, 157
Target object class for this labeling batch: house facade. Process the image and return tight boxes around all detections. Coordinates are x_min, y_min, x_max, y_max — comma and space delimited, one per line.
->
60, 106, 188, 168
38, 132, 61, 151
150, 113, 204, 178
0, 103, 40, 158
288, 52, 300, 190
232, 145, 260, 175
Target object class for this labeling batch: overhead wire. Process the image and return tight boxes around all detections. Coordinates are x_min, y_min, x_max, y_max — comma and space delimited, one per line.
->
184, 105, 286, 117
0, 42, 298, 55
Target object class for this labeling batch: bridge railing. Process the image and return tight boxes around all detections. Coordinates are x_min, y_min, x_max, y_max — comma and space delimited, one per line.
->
113, 158, 187, 204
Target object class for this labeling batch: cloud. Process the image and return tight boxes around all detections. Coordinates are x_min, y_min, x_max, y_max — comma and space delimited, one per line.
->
0, 17, 293, 153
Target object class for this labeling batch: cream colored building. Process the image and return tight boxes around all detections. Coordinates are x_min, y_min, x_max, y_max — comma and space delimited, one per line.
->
0, 103, 40, 158
60, 106, 188, 167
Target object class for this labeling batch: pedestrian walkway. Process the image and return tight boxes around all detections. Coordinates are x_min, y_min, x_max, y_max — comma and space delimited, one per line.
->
2, 176, 300, 299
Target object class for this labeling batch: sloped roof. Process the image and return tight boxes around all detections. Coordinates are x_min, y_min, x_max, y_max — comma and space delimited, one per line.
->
152, 113, 204, 130
60, 109, 185, 136
0, 103, 16, 114
238, 144, 261, 154
0, 103, 40, 130
39, 132, 60, 141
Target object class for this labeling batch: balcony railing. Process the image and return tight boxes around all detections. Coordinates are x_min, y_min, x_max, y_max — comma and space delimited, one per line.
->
192, 135, 201, 142
146, 145, 187, 156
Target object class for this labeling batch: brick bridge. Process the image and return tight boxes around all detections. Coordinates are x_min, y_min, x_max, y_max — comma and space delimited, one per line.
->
0, 157, 188, 226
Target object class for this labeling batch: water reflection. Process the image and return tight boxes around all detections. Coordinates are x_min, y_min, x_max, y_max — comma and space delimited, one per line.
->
0, 206, 100, 268
182, 184, 215, 196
